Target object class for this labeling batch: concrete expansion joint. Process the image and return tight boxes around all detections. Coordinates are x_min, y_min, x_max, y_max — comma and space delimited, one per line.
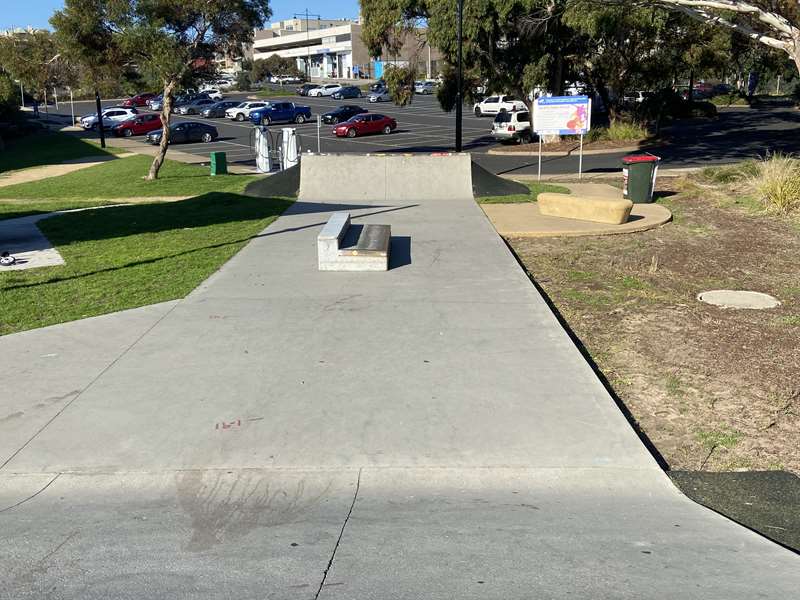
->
315, 468, 361, 600
0, 301, 181, 473
0, 472, 61, 513
0, 465, 664, 476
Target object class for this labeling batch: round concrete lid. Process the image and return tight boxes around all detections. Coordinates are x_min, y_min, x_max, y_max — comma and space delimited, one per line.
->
697, 290, 781, 310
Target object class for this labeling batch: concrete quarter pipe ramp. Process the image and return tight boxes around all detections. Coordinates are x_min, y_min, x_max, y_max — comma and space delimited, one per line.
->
0, 154, 797, 599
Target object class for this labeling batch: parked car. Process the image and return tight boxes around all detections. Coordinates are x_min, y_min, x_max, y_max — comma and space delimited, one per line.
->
80, 107, 139, 130
491, 109, 531, 143
331, 86, 363, 99
122, 93, 157, 108
148, 95, 163, 110
271, 75, 302, 84
176, 97, 217, 115
622, 91, 653, 104
367, 90, 391, 103
308, 84, 342, 97
199, 88, 224, 101
249, 102, 313, 125
333, 113, 397, 138
225, 101, 268, 121
369, 79, 386, 92
111, 113, 163, 137
296, 83, 319, 96
322, 105, 367, 124
414, 81, 435, 95
473, 94, 526, 116
201, 100, 241, 118
146, 121, 218, 145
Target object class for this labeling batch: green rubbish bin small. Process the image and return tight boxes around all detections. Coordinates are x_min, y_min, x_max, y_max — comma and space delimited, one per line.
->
210, 151, 228, 176
622, 153, 660, 203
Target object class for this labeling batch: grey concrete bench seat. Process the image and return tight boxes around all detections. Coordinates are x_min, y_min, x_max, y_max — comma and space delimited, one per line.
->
318, 212, 390, 271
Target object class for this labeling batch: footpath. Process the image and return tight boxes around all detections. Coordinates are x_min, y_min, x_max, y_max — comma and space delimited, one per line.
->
0, 154, 797, 599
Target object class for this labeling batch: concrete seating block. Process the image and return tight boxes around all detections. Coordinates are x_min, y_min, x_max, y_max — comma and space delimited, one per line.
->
318, 213, 390, 271
538, 193, 633, 225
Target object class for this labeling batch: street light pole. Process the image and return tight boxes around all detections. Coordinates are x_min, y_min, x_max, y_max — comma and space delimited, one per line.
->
455, 0, 463, 153
294, 10, 321, 81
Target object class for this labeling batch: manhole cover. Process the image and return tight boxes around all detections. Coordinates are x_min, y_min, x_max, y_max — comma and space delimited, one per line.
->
697, 290, 781, 310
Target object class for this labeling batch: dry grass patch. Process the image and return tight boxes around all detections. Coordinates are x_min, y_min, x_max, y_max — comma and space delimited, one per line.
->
508, 172, 800, 474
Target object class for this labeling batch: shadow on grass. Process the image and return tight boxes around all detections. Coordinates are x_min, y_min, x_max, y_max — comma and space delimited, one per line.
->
4, 196, 419, 291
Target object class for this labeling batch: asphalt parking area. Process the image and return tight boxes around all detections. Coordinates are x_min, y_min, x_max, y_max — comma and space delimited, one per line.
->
68, 92, 502, 168
162, 93, 499, 166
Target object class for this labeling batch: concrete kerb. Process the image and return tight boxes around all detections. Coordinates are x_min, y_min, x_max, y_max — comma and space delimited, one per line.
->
488, 143, 642, 157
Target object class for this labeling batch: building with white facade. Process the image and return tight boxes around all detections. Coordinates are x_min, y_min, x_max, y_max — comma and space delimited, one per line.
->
252, 18, 442, 80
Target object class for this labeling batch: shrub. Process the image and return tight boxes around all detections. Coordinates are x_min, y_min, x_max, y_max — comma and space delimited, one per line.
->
698, 161, 759, 184
689, 101, 718, 118
749, 153, 800, 215
710, 92, 750, 107
582, 121, 648, 143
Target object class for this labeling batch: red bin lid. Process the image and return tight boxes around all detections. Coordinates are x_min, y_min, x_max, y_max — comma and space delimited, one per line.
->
622, 153, 660, 164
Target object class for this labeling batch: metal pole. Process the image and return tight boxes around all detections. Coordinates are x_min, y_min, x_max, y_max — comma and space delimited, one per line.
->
95, 89, 106, 149
578, 133, 584, 180
306, 10, 311, 80
44, 88, 48, 115
317, 114, 321, 153
538, 135, 542, 182
54, 88, 58, 110
69, 87, 74, 125
455, 0, 463, 153
19, 81, 24, 108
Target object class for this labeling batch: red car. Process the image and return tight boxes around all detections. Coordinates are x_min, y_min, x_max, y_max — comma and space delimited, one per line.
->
111, 113, 163, 137
333, 114, 397, 138
122, 93, 157, 108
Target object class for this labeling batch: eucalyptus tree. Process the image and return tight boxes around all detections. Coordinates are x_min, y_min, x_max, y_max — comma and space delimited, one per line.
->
52, 0, 271, 180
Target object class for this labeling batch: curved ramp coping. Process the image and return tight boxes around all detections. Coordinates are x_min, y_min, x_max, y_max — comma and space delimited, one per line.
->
298, 153, 474, 202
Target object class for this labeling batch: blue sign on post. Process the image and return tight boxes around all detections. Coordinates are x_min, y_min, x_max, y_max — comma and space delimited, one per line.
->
533, 95, 592, 135
533, 95, 593, 179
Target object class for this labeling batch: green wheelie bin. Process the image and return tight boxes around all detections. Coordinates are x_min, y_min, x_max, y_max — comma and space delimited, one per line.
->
210, 151, 228, 176
622, 153, 660, 203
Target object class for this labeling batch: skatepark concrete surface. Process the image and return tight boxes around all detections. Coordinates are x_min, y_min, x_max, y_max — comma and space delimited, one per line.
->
1, 153, 798, 599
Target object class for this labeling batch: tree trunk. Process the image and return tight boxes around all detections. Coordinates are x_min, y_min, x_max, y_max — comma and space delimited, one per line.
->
147, 80, 177, 181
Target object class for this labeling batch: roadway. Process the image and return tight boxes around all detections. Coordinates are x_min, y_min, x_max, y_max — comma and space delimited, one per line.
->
52, 92, 800, 176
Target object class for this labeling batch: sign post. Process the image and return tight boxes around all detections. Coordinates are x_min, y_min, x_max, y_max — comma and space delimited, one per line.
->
317, 115, 321, 153
533, 95, 592, 180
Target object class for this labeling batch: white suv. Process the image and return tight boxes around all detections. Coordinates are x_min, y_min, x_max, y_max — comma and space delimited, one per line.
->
308, 84, 342, 97
225, 101, 268, 121
80, 107, 138, 130
473, 94, 527, 117
491, 109, 532, 143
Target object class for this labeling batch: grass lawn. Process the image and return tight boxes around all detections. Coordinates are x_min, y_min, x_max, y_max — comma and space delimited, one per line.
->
0, 130, 121, 173
0, 192, 293, 335
0, 155, 259, 204
255, 88, 297, 98
477, 181, 570, 204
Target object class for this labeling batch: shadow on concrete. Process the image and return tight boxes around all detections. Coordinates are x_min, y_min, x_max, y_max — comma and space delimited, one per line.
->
2, 197, 419, 291
389, 236, 411, 270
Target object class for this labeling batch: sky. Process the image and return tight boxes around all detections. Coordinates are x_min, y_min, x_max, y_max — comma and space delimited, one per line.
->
1, 1, 361, 31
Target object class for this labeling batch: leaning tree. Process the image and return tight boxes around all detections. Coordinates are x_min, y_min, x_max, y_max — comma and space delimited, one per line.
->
53, 0, 271, 180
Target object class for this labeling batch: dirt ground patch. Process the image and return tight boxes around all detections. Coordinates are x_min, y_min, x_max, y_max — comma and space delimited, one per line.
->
508, 176, 800, 474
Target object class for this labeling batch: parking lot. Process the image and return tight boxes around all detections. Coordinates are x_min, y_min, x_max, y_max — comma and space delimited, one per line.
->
61, 90, 629, 176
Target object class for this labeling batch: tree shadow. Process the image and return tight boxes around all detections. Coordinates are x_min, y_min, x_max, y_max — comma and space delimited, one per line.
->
4, 195, 419, 291
0, 130, 114, 174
